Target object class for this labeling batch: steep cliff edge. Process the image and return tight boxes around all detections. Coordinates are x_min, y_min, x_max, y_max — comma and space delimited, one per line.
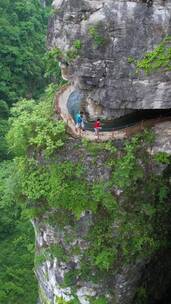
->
32, 1, 171, 304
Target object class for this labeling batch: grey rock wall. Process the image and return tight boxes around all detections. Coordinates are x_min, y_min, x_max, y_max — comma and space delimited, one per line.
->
35, 1, 171, 304
48, 0, 171, 118
34, 124, 171, 304
34, 217, 146, 304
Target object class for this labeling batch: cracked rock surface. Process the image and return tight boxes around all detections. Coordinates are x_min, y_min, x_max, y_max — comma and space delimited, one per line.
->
48, 0, 171, 119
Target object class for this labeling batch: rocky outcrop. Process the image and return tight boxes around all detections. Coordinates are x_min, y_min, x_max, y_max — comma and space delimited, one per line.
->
34, 218, 146, 304
34, 1, 171, 304
48, 0, 171, 119
152, 121, 171, 154
34, 130, 171, 304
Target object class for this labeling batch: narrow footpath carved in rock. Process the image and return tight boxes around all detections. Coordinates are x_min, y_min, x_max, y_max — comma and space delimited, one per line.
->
55, 84, 171, 142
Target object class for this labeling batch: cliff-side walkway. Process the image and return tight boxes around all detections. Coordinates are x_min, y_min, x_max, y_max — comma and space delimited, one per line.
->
55, 85, 171, 141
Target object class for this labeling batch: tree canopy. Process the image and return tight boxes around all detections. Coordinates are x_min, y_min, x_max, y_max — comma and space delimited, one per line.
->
0, 1, 54, 302
0, 0, 50, 106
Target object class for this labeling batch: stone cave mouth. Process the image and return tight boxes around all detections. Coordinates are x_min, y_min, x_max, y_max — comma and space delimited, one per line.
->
84, 109, 171, 131
67, 91, 171, 131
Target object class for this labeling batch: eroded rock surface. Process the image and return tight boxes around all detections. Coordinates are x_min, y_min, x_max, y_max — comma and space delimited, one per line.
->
152, 121, 171, 154
48, 0, 171, 118
34, 135, 171, 304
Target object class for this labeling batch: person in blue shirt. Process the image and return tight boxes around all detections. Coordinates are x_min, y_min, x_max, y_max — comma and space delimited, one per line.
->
75, 111, 85, 134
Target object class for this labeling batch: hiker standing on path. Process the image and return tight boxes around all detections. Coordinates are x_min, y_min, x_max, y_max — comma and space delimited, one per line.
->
75, 111, 84, 135
94, 118, 102, 139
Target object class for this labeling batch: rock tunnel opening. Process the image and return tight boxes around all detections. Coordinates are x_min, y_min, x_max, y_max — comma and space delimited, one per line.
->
67, 90, 171, 131
84, 109, 171, 131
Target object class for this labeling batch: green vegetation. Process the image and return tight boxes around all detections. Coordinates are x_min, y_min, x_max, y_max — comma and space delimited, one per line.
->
0, 99, 10, 161
0, 161, 37, 303
66, 49, 79, 62
39, 287, 51, 304
55, 297, 79, 304
0, 0, 52, 106
127, 56, 135, 64
56, 297, 68, 304
88, 24, 106, 47
73, 40, 82, 50
0, 80, 65, 303
66, 40, 82, 62
44, 48, 66, 82
130, 36, 171, 74
35, 243, 68, 267
0, 1, 57, 303
7, 84, 66, 157
1, 55, 170, 300
45, 39, 82, 67
5, 104, 171, 282
34, 248, 49, 267
0, 217, 37, 303
1, 1, 171, 301
154, 151, 170, 164
82, 139, 117, 155
0, 100, 9, 118
90, 297, 108, 304
0, 115, 9, 161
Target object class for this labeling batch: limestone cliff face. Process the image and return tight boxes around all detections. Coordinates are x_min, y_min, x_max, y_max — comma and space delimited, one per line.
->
48, 0, 171, 118
34, 2, 171, 304
34, 123, 171, 304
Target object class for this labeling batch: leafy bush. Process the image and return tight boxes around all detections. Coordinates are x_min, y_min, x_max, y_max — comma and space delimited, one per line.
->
154, 151, 170, 164
7, 84, 66, 157
44, 48, 66, 82
0, 161, 37, 303
135, 36, 171, 74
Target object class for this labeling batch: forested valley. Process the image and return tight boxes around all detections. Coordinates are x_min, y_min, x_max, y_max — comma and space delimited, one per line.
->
0, 1, 56, 302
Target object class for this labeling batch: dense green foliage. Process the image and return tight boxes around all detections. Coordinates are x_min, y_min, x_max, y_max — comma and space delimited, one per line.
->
45, 42, 83, 66
44, 48, 65, 82
0, 100, 10, 160
7, 84, 66, 157
129, 36, 171, 74
5, 90, 171, 302
0, 82, 65, 303
0, 1, 58, 303
0, 118, 9, 161
0, 161, 37, 303
0, 0, 51, 106
1, 3, 171, 302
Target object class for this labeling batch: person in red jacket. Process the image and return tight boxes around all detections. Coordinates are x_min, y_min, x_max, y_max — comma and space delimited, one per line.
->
94, 118, 102, 139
